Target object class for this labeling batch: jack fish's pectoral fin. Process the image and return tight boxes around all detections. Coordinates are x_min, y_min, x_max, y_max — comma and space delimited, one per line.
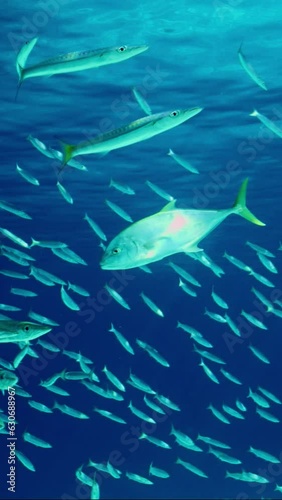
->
144, 236, 170, 249
143, 237, 170, 258
181, 243, 203, 253
159, 200, 177, 212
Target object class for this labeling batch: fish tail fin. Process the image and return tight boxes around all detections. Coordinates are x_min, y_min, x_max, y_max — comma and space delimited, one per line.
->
233, 178, 265, 226
30, 238, 39, 247
15, 56, 24, 101
15, 37, 38, 101
59, 141, 75, 169
238, 41, 244, 54
52, 400, 59, 410
60, 368, 67, 380
15, 77, 23, 102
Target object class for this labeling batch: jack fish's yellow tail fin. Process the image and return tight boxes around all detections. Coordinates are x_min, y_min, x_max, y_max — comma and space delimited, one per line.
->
233, 178, 265, 226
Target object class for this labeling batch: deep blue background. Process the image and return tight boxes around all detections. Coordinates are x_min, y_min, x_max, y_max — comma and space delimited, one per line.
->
1, 0, 282, 498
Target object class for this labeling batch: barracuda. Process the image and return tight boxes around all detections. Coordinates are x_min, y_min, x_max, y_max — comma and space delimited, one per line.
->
16, 37, 148, 97
61, 107, 203, 165
0, 321, 52, 343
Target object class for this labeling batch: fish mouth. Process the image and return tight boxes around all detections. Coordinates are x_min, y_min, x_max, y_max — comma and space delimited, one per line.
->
100, 259, 112, 270
183, 107, 204, 119
131, 45, 149, 54
100, 258, 123, 271
39, 326, 53, 334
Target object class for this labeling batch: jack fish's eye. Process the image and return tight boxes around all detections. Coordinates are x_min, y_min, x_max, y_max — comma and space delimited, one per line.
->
118, 45, 127, 52
112, 248, 121, 255
170, 110, 179, 117
24, 325, 29, 332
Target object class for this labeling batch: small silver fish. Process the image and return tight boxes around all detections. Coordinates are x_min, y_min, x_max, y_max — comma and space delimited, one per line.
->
16, 164, 40, 186
84, 213, 107, 241
0, 369, 18, 390
105, 199, 133, 223
109, 179, 135, 195
140, 292, 164, 317
132, 87, 152, 115
105, 284, 130, 310
56, 182, 73, 204
145, 180, 174, 202
60, 286, 80, 311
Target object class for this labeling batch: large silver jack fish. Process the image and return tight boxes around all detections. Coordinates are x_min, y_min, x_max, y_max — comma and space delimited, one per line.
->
100, 178, 265, 270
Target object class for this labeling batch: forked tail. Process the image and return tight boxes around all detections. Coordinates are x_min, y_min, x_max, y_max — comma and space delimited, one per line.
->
59, 141, 75, 171
233, 178, 265, 226
15, 37, 38, 101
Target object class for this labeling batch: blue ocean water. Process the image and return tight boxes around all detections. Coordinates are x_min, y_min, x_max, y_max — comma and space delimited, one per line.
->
1, 0, 282, 498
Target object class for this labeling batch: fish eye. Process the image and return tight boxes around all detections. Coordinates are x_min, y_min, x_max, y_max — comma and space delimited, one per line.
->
170, 110, 179, 117
118, 45, 127, 52
112, 248, 121, 255
24, 325, 29, 332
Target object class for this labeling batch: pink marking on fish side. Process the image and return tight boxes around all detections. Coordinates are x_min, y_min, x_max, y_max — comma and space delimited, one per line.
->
166, 213, 187, 235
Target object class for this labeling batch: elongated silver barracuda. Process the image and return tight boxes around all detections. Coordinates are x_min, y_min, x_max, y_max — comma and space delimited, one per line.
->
0, 321, 52, 343
16, 38, 148, 97
61, 108, 203, 165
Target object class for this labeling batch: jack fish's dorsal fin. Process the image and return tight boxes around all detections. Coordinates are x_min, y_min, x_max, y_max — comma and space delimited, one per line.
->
159, 200, 176, 212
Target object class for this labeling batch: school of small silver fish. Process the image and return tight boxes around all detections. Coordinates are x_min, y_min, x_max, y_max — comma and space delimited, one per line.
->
1, 34, 282, 499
